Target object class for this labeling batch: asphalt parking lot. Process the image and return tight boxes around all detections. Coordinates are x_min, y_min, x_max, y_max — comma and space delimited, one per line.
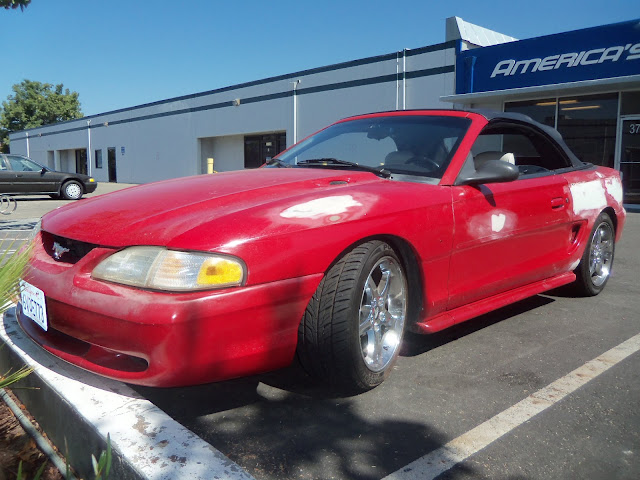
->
1, 189, 639, 480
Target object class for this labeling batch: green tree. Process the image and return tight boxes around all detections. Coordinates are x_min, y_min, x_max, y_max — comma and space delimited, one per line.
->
0, 79, 83, 152
0, 0, 31, 10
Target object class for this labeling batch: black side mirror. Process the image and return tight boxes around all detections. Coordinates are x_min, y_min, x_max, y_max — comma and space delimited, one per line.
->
41, 167, 47, 175
456, 160, 519, 186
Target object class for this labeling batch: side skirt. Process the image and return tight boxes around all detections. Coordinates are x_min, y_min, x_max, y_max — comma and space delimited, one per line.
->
415, 271, 576, 334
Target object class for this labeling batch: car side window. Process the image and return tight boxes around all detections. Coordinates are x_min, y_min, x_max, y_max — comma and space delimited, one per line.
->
7, 155, 42, 172
471, 122, 572, 176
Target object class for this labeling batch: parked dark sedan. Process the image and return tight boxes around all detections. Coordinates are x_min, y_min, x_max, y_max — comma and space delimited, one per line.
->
0, 154, 97, 200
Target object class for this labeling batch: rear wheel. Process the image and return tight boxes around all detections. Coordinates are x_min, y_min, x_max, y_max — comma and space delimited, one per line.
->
574, 212, 615, 296
297, 241, 408, 392
61, 180, 83, 200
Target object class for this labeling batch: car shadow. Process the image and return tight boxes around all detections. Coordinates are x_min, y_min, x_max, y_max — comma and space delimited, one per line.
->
8, 196, 73, 202
129, 294, 557, 479
130, 294, 558, 480
132, 360, 472, 480
543, 283, 584, 299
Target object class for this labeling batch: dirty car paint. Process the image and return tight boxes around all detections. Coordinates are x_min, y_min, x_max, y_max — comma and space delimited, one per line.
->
17, 110, 626, 387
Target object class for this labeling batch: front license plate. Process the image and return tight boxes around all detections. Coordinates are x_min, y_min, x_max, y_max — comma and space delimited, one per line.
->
19, 280, 48, 331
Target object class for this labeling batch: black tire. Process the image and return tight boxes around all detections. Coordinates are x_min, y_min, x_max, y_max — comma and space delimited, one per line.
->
574, 212, 615, 296
61, 180, 83, 200
297, 240, 408, 392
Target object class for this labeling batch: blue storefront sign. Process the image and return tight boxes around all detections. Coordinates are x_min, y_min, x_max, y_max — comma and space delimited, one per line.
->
456, 19, 640, 94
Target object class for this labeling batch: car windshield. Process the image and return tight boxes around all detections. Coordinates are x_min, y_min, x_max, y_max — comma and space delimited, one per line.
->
273, 115, 471, 180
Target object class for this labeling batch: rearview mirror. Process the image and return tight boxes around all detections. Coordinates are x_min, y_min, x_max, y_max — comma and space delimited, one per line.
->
455, 160, 519, 186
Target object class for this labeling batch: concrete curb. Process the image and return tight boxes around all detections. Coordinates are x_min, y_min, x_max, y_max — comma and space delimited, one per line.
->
0, 307, 255, 480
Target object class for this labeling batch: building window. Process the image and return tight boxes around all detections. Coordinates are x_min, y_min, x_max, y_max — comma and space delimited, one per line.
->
619, 91, 640, 205
504, 98, 556, 127
506, 93, 618, 168
95, 149, 103, 169
557, 93, 618, 168
244, 133, 287, 169
620, 118, 640, 205
621, 91, 640, 116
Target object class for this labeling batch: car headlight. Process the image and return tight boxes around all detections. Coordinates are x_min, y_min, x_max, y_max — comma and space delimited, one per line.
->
92, 246, 246, 291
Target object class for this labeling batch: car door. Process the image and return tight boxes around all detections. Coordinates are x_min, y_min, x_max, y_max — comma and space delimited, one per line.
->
6, 155, 57, 194
447, 122, 575, 310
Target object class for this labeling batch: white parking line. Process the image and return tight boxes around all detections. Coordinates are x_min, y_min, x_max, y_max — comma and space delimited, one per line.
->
384, 333, 640, 480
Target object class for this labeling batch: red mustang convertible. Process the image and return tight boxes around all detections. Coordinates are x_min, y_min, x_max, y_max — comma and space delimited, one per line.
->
17, 110, 626, 391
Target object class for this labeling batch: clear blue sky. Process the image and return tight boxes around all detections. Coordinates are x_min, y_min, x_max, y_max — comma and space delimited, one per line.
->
1, 0, 636, 116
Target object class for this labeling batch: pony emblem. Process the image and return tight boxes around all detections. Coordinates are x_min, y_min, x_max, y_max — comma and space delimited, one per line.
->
52, 241, 70, 261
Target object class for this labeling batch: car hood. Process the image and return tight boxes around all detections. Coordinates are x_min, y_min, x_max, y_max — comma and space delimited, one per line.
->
42, 168, 390, 249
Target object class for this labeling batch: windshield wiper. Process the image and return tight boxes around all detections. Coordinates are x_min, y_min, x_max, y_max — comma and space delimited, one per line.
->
265, 158, 291, 168
297, 158, 391, 178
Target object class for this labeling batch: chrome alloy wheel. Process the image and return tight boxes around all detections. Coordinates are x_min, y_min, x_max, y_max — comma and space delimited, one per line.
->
358, 256, 407, 372
588, 220, 614, 287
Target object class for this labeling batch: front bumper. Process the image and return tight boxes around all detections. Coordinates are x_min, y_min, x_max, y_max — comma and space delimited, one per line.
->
17, 233, 322, 386
84, 181, 98, 194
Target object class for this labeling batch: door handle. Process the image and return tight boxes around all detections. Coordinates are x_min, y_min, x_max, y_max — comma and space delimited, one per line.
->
551, 197, 566, 209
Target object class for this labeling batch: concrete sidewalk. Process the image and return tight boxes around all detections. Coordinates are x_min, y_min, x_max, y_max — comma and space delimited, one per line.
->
0, 307, 254, 480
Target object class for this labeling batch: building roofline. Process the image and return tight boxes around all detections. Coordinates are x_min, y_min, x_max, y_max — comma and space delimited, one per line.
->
10, 40, 457, 137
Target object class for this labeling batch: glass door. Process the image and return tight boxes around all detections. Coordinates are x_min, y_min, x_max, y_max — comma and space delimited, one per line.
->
243, 133, 287, 169
618, 117, 640, 205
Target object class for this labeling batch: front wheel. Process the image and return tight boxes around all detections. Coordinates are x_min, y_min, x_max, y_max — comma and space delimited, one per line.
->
574, 212, 615, 296
61, 180, 83, 200
297, 241, 408, 392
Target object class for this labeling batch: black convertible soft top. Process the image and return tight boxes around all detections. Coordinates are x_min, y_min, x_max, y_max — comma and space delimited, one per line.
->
472, 109, 586, 168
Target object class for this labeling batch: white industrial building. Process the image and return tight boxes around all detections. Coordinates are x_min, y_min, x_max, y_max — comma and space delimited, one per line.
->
8, 18, 513, 183
8, 17, 640, 204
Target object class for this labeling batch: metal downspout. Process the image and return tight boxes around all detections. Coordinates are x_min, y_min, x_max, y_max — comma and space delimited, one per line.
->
403, 48, 407, 110
292, 80, 300, 144
396, 51, 400, 110
86, 120, 92, 177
